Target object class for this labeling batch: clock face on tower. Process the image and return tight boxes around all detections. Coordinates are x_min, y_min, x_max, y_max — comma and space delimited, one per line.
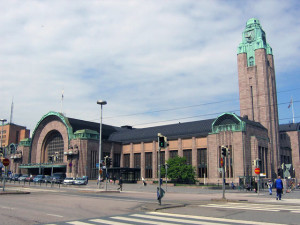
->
245, 30, 255, 42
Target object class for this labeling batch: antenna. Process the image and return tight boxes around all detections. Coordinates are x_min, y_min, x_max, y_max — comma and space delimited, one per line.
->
10, 97, 14, 124
61, 89, 64, 115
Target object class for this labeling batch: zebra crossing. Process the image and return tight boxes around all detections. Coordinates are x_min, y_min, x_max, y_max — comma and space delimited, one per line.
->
199, 202, 300, 214
44, 211, 286, 225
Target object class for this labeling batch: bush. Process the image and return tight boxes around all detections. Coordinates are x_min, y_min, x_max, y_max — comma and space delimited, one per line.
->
161, 156, 196, 184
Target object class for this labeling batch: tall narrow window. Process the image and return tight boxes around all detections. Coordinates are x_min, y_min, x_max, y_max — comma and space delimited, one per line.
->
169, 150, 178, 159
197, 148, 207, 178
113, 153, 120, 167
123, 154, 130, 168
145, 152, 152, 178
183, 149, 192, 165
250, 86, 255, 120
134, 153, 141, 168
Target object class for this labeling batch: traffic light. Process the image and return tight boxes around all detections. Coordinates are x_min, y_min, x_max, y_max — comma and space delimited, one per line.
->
221, 146, 227, 157
106, 157, 112, 167
158, 133, 168, 148
159, 136, 165, 148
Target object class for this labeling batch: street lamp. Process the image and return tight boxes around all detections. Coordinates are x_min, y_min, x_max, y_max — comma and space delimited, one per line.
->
97, 100, 107, 189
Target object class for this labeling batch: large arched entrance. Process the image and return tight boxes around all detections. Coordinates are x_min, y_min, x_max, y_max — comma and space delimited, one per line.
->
42, 131, 66, 175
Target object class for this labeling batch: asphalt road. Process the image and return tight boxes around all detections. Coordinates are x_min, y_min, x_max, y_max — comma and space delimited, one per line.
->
0, 182, 299, 225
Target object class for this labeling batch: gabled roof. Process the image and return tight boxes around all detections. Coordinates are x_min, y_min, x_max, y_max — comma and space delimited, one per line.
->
67, 117, 121, 139
279, 123, 300, 132
109, 118, 215, 144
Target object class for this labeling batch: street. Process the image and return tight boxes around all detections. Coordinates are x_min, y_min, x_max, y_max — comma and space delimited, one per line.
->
0, 181, 299, 225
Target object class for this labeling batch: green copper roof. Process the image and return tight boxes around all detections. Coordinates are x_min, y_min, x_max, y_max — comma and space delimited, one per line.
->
211, 113, 246, 134
31, 111, 74, 143
19, 138, 32, 147
237, 18, 273, 66
73, 129, 99, 140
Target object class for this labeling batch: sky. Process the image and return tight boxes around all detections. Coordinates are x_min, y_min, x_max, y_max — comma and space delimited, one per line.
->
1, 0, 300, 135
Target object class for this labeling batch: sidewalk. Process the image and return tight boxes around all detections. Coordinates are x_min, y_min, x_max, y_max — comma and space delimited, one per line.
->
2, 180, 300, 206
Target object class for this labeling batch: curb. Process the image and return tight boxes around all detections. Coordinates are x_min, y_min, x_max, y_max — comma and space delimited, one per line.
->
0, 191, 30, 195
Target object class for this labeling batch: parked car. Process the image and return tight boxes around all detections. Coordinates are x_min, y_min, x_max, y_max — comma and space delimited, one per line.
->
10, 174, 22, 181
25, 175, 36, 182
18, 174, 29, 182
74, 177, 88, 185
63, 177, 74, 185
51, 173, 66, 184
33, 175, 45, 183
43, 175, 52, 183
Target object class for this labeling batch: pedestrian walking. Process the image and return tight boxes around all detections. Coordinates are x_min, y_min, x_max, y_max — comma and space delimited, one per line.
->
142, 177, 147, 186
268, 180, 273, 195
275, 176, 283, 200
113, 175, 116, 184
117, 176, 123, 191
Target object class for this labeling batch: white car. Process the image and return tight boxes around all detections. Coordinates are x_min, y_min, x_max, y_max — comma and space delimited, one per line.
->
63, 177, 74, 185
74, 177, 87, 185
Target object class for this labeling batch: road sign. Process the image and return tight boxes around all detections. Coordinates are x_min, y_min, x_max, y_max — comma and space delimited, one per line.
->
254, 168, 260, 175
2, 158, 9, 167
96, 163, 99, 168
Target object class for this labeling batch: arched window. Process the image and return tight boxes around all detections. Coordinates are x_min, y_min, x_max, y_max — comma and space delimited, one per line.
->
45, 131, 64, 163
249, 57, 254, 66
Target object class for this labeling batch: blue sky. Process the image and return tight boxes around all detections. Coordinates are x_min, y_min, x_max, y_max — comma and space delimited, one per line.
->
0, 0, 299, 134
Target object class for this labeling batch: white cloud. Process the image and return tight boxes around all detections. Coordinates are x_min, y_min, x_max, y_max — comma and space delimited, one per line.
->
0, 0, 299, 134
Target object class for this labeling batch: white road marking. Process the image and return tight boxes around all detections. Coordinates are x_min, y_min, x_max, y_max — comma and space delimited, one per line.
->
148, 212, 287, 225
90, 218, 134, 225
111, 216, 175, 225
47, 213, 64, 218
66, 221, 94, 225
199, 202, 300, 213
132, 214, 227, 225
0, 206, 15, 210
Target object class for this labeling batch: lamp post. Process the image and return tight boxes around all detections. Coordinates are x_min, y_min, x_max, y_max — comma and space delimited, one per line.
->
97, 100, 107, 189
1, 119, 7, 191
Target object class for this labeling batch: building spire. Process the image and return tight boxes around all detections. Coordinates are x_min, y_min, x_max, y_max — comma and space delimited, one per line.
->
10, 97, 14, 124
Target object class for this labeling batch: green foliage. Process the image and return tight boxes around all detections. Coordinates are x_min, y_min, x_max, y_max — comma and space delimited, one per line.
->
161, 156, 196, 184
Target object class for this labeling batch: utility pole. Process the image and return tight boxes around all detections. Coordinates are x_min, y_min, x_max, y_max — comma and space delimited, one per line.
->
221, 146, 227, 200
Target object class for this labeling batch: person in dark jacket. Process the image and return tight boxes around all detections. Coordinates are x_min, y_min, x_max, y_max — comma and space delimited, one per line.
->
117, 177, 123, 191
275, 176, 283, 200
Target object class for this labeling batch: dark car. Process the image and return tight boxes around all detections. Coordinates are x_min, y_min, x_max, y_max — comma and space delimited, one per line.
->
18, 174, 29, 182
43, 175, 52, 183
51, 173, 66, 184
33, 175, 45, 183
10, 174, 22, 181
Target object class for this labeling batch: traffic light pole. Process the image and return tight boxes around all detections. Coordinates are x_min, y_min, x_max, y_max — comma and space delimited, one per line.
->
222, 155, 226, 200
158, 144, 161, 205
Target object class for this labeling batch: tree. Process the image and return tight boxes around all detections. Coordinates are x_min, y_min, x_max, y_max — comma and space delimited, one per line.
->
161, 156, 196, 184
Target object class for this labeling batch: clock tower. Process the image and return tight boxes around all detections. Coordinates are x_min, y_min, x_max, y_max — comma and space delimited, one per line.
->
237, 18, 280, 178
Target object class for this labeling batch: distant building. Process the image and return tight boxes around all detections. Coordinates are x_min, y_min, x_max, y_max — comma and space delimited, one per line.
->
9, 18, 300, 183
0, 123, 30, 154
